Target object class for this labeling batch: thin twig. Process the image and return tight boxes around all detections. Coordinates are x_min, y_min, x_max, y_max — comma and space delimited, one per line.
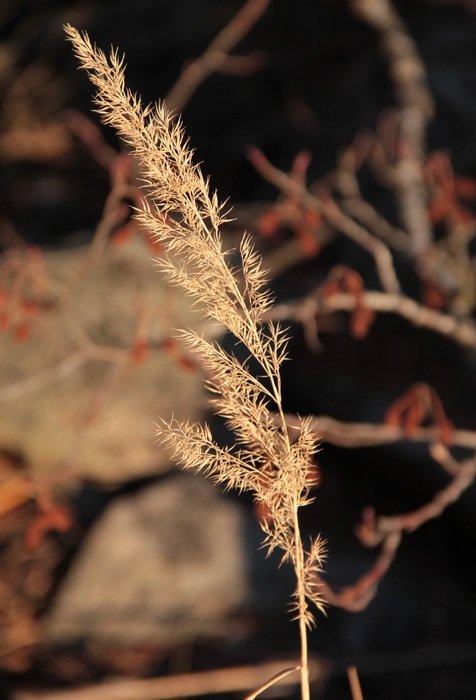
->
341, 197, 410, 253
429, 442, 462, 476
0, 352, 86, 401
248, 148, 400, 295
324, 454, 476, 611
166, 0, 271, 112
328, 140, 412, 254
323, 201, 401, 296
89, 182, 139, 264
315, 531, 401, 612
314, 452, 475, 612
62, 109, 117, 171
360, 456, 476, 545
244, 665, 300, 700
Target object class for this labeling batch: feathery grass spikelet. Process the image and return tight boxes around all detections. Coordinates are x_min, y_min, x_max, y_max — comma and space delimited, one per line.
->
65, 25, 326, 694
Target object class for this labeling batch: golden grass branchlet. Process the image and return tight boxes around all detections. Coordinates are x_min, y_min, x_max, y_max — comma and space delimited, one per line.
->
65, 24, 326, 700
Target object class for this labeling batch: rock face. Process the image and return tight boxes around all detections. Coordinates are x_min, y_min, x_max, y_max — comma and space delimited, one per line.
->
0, 240, 203, 484
45, 474, 251, 645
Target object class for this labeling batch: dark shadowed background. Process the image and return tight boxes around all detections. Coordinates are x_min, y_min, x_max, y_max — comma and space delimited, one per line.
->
1, 1, 476, 699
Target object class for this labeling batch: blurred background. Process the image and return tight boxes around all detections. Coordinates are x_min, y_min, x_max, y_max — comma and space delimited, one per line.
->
1, 1, 476, 699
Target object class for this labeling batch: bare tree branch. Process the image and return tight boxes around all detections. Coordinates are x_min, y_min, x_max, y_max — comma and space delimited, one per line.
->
248, 147, 401, 295
14, 658, 326, 700
358, 455, 476, 546
166, 0, 271, 113
280, 413, 476, 452
351, 0, 434, 256
266, 289, 476, 350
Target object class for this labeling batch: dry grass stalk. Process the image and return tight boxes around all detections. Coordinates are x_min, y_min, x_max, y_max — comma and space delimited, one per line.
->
65, 24, 326, 700
347, 665, 365, 700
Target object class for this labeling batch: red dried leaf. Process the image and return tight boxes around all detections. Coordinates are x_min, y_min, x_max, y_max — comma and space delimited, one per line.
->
143, 232, 163, 253
322, 266, 360, 297
428, 196, 452, 224
253, 500, 272, 524
323, 267, 375, 339
455, 176, 476, 200
295, 226, 320, 256
437, 421, 454, 446
130, 340, 149, 365
256, 209, 281, 237
306, 462, 319, 487
425, 151, 475, 227
404, 401, 426, 437
20, 299, 41, 317
350, 306, 375, 340
421, 279, 447, 310
24, 504, 72, 551
176, 355, 197, 372
111, 220, 136, 247
162, 337, 177, 353
13, 323, 30, 344
385, 383, 454, 445
0, 311, 9, 330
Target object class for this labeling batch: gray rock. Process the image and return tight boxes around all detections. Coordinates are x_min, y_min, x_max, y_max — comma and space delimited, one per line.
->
45, 474, 251, 645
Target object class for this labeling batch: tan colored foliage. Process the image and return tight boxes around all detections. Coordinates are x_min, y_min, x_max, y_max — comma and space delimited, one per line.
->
65, 23, 326, 700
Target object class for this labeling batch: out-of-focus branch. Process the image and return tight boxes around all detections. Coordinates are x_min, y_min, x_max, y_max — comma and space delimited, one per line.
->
62, 109, 117, 171
358, 455, 476, 546
329, 139, 412, 254
312, 432, 475, 613
248, 147, 401, 295
429, 441, 462, 477
280, 392, 476, 609
321, 452, 475, 610
13, 657, 325, 700
0, 352, 86, 401
351, 0, 434, 256
87, 155, 141, 264
266, 288, 476, 349
166, 0, 271, 113
316, 531, 402, 612
244, 665, 300, 700
281, 413, 476, 452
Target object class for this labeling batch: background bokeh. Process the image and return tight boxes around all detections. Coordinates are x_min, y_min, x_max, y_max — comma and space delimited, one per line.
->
1, 2, 476, 699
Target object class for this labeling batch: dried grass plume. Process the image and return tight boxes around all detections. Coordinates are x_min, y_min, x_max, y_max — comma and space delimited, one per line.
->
65, 23, 326, 700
